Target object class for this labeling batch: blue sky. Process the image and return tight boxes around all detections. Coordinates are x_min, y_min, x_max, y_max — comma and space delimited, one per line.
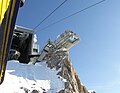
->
16, 0, 120, 93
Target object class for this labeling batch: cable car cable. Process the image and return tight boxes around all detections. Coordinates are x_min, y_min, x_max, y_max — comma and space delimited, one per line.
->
36, 0, 106, 32
33, 0, 68, 30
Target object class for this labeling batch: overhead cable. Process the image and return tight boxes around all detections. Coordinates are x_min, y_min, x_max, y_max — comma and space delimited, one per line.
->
37, 0, 106, 32
33, 0, 68, 30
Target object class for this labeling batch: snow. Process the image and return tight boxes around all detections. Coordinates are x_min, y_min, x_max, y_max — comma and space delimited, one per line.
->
88, 90, 95, 93
33, 34, 37, 43
0, 60, 65, 93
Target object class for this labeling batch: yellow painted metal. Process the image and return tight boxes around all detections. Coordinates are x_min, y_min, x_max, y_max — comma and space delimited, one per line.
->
0, 0, 10, 23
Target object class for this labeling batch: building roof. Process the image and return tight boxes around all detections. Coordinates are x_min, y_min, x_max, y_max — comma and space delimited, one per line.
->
14, 25, 34, 34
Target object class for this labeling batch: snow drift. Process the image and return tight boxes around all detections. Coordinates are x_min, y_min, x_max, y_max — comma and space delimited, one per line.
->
0, 60, 65, 93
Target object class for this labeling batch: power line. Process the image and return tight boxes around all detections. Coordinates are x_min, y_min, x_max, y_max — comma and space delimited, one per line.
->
33, 0, 68, 30
37, 0, 106, 32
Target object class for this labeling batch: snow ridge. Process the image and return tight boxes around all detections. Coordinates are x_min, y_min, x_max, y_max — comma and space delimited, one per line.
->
0, 60, 65, 93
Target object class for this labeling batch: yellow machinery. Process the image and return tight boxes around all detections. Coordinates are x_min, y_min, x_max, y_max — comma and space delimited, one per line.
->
0, 0, 25, 84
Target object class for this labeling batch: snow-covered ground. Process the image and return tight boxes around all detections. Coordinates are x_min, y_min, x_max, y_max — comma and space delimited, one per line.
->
88, 90, 96, 93
0, 60, 65, 93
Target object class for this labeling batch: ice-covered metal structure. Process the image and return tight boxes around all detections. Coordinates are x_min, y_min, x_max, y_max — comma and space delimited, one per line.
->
9, 26, 39, 63
38, 31, 80, 62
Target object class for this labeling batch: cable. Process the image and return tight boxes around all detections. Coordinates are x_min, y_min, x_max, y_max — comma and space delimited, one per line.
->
33, 0, 68, 30
36, 0, 106, 32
